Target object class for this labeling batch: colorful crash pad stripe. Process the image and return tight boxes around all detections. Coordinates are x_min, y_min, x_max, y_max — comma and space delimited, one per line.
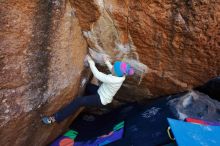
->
185, 118, 220, 126
113, 121, 124, 131
50, 121, 124, 146
64, 130, 78, 139
74, 128, 124, 146
51, 130, 78, 146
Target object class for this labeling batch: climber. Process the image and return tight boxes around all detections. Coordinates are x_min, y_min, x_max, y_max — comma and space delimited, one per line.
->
42, 55, 134, 125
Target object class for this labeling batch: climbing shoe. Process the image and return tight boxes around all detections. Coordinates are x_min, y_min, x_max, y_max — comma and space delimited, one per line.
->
42, 116, 56, 125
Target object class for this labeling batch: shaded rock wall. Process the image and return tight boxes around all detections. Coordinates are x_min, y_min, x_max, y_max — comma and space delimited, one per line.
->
71, 0, 220, 101
0, 0, 87, 145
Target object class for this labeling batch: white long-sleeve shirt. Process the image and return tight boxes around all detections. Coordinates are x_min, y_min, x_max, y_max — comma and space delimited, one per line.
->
88, 59, 125, 105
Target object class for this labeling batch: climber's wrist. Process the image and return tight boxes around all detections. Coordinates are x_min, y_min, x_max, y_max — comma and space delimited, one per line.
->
88, 59, 95, 66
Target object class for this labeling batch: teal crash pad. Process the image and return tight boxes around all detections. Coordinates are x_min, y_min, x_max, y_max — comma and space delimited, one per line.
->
167, 118, 220, 146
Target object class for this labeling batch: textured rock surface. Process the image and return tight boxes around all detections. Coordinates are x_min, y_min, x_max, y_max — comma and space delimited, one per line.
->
71, 0, 220, 100
0, 0, 87, 145
1, 0, 220, 145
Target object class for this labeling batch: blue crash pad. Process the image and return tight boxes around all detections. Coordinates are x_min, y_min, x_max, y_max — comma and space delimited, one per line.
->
167, 118, 220, 146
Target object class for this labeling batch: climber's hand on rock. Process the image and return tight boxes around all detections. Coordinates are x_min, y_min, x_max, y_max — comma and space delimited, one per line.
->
84, 55, 93, 67
103, 55, 111, 63
84, 54, 95, 67
86, 55, 93, 62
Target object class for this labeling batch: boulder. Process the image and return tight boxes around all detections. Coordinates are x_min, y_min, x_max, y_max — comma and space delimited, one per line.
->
1, 0, 220, 145
71, 0, 220, 100
0, 0, 87, 145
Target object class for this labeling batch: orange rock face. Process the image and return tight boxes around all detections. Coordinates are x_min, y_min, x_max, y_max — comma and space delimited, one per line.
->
0, 0, 87, 145
72, 0, 220, 100
122, 0, 220, 97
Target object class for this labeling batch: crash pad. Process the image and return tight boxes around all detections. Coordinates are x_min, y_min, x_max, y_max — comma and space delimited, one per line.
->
50, 121, 124, 146
51, 130, 78, 146
167, 118, 220, 146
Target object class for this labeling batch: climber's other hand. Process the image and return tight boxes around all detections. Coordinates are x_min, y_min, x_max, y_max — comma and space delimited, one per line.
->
103, 55, 111, 63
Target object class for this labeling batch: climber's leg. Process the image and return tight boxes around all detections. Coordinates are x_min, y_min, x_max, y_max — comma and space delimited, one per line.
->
42, 83, 101, 125
54, 93, 102, 122
90, 75, 99, 85
85, 83, 99, 95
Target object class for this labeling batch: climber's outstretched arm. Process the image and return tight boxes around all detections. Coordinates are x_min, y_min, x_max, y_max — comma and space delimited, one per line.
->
103, 55, 113, 71
105, 60, 113, 71
86, 55, 115, 83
